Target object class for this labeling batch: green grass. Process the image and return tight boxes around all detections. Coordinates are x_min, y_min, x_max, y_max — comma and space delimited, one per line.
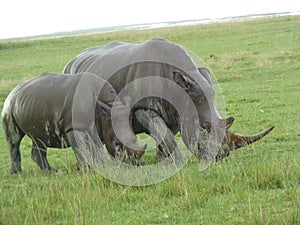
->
1, 16, 300, 224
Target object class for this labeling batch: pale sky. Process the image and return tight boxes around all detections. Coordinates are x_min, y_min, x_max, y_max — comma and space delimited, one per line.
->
1, 0, 299, 39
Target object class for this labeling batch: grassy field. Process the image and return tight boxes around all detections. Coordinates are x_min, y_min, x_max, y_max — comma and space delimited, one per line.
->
0, 16, 300, 224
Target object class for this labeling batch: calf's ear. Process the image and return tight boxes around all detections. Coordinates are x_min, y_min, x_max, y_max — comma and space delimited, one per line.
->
97, 100, 111, 115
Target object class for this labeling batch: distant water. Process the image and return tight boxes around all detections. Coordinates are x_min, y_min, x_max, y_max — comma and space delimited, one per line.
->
1, 11, 299, 42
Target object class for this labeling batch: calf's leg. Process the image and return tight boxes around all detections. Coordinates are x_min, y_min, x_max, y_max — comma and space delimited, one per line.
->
67, 130, 107, 170
67, 130, 88, 169
2, 115, 25, 174
9, 139, 24, 174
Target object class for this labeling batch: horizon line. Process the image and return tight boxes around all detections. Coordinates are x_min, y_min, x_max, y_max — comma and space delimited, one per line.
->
1, 11, 299, 42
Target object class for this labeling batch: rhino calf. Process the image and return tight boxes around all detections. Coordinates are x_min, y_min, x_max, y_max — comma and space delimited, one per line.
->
2, 72, 145, 174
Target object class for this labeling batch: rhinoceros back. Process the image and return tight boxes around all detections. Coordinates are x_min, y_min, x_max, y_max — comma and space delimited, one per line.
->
64, 38, 198, 78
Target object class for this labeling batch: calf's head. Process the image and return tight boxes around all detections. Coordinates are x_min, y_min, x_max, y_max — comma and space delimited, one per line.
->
96, 86, 146, 161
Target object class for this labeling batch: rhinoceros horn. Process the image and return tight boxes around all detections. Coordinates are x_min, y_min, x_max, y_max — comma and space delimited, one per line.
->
226, 126, 274, 150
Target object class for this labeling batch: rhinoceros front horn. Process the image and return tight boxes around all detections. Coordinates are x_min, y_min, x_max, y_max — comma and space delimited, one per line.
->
226, 126, 274, 150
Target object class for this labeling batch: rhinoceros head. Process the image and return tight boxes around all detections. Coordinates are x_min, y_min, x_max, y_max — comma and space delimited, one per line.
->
174, 68, 274, 161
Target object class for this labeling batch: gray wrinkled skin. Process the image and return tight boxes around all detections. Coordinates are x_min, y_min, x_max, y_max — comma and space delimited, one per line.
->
63, 38, 231, 161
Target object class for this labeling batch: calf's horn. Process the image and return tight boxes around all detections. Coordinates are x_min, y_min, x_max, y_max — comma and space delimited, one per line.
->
226, 126, 274, 150
130, 143, 147, 157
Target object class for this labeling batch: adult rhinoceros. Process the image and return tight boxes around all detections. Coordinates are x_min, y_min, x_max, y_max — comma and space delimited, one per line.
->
2, 72, 145, 173
63, 38, 274, 163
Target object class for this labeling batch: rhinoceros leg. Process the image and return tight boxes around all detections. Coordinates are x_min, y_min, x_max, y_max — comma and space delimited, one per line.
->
31, 139, 52, 171
2, 115, 25, 174
134, 109, 182, 162
7, 135, 24, 174
67, 130, 107, 170
8, 138, 24, 174
67, 130, 88, 169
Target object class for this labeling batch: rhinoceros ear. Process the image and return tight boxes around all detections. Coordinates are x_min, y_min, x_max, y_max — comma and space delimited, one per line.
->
198, 68, 212, 85
173, 70, 204, 98
173, 70, 190, 90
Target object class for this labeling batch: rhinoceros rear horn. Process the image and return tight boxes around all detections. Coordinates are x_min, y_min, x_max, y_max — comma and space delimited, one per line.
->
227, 126, 274, 150
218, 117, 235, 129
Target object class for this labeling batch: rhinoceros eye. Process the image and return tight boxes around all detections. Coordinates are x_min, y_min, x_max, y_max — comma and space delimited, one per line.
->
200, 121, 211, 133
